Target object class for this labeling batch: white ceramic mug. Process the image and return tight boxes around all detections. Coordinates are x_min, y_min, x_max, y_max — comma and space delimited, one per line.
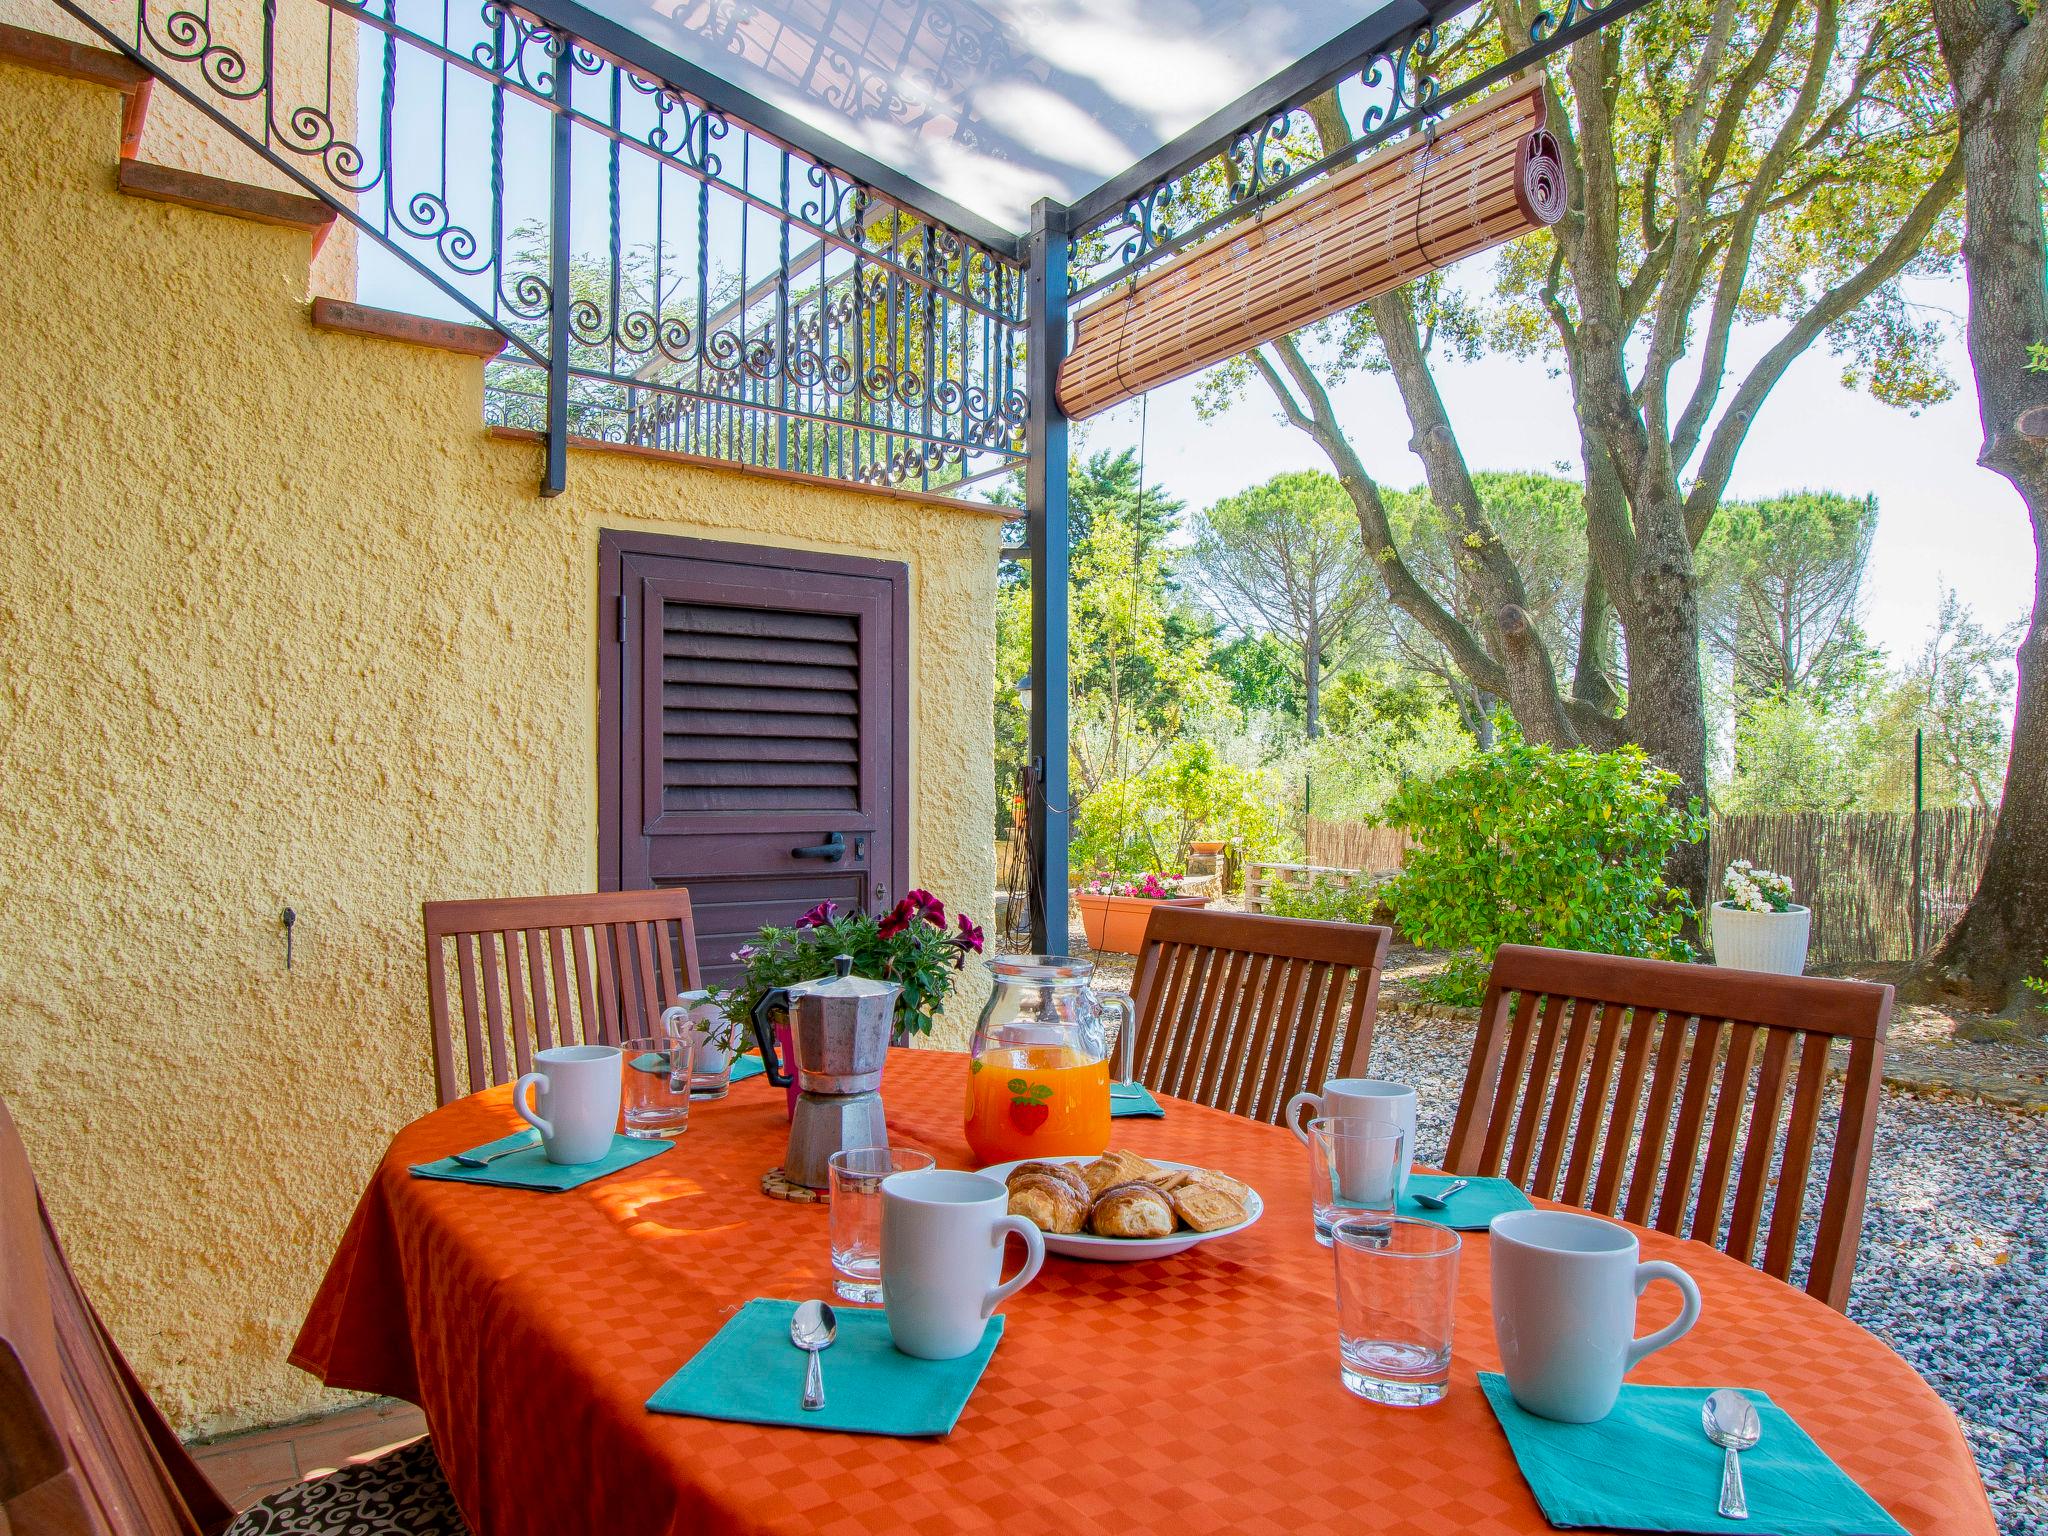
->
1286, 1078, 1418, 1198
1490, 1209, 1703, 1423
511, 1044, 622, 1165
880, 1169, 1045, 1360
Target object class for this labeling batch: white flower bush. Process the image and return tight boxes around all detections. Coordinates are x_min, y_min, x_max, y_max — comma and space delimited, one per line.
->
1720, 859, 1798, 913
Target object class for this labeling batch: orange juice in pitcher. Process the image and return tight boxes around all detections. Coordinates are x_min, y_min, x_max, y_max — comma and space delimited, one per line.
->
964, 957, 1134, 1165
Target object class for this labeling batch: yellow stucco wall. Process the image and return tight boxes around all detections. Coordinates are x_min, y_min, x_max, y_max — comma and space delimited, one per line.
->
0, 57, 999, 1435
0, 0, 358, 295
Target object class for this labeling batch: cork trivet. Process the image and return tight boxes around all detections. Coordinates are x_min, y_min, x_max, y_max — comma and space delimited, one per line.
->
761, 1166, 827, 1203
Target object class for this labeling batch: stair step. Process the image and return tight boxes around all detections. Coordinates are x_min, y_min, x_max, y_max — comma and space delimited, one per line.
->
0, 22, 152, 157
311, 298, 505, 359
116, 159, 335, 252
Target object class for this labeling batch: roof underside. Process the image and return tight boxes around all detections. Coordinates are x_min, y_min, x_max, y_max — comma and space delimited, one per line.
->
526, 0, 1413, 249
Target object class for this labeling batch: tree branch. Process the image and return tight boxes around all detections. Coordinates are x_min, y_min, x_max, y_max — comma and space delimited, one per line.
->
1684, 145, 1966, 537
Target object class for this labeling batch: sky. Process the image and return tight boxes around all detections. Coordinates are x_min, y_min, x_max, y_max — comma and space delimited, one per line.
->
1068, 271, 2037, 669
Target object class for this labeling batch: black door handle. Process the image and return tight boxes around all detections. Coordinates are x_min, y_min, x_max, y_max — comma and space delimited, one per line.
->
791, 832, 847, 861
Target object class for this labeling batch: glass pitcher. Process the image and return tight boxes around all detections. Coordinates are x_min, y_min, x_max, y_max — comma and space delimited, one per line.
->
964, 955, 1135, 1165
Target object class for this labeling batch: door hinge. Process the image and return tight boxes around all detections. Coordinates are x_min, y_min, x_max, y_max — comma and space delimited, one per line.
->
615, 593, 626, 644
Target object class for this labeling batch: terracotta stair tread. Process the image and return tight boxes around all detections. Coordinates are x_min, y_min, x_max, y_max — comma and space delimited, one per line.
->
311, 298, 506, 358
0, 22, 152, 156
116, 159, 335, 245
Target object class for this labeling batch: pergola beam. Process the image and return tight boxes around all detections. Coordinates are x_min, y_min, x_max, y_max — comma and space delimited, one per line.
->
1024, 197, 1072, 956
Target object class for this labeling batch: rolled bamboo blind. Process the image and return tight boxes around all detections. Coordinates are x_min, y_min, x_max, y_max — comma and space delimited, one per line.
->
1057, 75, 1567, 420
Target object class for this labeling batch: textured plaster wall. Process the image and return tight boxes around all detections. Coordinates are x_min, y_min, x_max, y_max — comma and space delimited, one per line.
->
0, 59, 998, 1434
0, 0, 358, 295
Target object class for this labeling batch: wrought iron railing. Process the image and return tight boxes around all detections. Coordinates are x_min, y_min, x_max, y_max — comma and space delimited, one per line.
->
1067, 0, 1650, 302
47, 0, 1030, 496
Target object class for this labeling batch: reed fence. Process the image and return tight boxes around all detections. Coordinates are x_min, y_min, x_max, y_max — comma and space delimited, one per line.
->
1303, 808, 1995, 963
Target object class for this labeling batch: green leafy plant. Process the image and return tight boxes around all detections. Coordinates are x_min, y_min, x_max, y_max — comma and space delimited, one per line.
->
2023, 966, 2048, 1010
1071, 740, 1286, 877
1383, 742, 1706, 1005
716, 894, 983, 1039
1264, 873, 1384, 926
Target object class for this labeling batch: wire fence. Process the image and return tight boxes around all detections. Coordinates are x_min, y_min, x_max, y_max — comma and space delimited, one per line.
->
1305, 809, 1997, 964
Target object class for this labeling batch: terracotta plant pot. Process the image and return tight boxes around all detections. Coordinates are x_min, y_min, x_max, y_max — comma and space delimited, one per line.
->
1188, 841, 1227, 857
1076, 893, 1211, 956
1709, 903, 1811, 976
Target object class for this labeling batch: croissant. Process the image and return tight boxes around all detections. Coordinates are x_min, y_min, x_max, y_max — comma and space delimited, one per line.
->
1007, 1172, 1088, 1234
1008, 1160, 1089, 1203
1089, 1181, 1177, 1239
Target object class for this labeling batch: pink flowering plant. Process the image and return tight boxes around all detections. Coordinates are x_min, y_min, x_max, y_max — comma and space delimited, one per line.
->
719, 891, 984, 1037
1080, 873, 1190, 900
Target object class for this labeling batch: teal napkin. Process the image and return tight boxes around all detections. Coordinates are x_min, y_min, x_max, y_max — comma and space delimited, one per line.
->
408, 1131, 672, 1192
648, 1299, 1002, 1436
629, 1050, 764, 1083
1110, 1081, 1164, 1118
1399, 1173, 1532, 1230
1479, 1375, 1908, 1535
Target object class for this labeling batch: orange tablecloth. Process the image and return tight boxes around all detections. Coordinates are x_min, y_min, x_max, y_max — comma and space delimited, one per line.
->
292, 1049, 1994, 1536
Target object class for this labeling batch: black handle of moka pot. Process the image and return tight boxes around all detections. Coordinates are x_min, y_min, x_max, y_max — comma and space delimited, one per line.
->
750, 988, 794, 1087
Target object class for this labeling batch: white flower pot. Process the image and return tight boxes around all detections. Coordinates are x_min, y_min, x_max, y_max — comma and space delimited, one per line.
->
1709, 903, 1811, 976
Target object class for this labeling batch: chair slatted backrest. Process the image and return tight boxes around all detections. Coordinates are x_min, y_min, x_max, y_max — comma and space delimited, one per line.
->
0, 1096, 236, 1536
1129, 907, 1392, 1123
1446, 945, 1893, 1310
424, 890, 704, 1105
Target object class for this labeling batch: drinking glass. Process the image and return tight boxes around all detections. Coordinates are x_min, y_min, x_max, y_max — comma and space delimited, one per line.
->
829, 1147, 935, 1302
618, 1033, 696, 1139
661, 991, 737, 1099
1332, 1215, 1461, 1406
1307, 1117, 1404, 1245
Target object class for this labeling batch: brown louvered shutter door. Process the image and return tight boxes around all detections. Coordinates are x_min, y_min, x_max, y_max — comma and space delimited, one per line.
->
600, 533, 909, 988
660, 603, 861, 812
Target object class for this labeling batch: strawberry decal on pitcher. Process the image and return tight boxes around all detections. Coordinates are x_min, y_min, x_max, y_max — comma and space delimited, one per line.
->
1007, 1077, 1054, 1134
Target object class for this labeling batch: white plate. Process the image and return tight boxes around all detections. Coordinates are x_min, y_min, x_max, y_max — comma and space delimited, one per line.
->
976, 1156, 1263, 1262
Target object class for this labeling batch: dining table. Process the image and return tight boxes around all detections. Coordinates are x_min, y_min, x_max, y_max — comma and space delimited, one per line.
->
291, 1047, 1997, 1536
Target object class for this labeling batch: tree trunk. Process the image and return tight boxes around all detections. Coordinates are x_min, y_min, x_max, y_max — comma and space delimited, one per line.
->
1916, 3, 2048, 1008
1304, 624, 1323, 739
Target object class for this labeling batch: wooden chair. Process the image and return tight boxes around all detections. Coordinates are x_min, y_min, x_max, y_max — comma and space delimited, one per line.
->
1127, 906, 1392, 1122
1445, 944, 1894, 1311
423, 889, 704, 1105
0, 1096, 465, 1535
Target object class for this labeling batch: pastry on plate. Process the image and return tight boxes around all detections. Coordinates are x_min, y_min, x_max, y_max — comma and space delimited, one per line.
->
1089, 1181, 1176, 1239
1079, 1149, 1161, 1198
1168, 1180, 1249, 1233
1007, 1170, 1088, 1234
1007, 1160, 1089, 1202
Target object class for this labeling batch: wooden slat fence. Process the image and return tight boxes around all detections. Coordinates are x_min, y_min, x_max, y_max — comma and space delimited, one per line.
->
1707, 808, 1995, 964
1303, 808, 1995, 963
1304, 820, 1415, 874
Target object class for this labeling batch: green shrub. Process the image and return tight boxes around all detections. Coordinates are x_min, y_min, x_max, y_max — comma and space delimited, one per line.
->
1072, 740, 1287, 877
1383, 741, 1705, 1005
1264, 874, 1384, 926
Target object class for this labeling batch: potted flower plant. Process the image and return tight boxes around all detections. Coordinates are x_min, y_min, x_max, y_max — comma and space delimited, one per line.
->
1710, 861, 1810, 975
720, 891, 985, 1052
1074, 872, 1210, 956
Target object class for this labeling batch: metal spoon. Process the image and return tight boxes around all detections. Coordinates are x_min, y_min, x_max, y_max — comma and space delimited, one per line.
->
791, 1300, 837, 1412
451, 1132, 541, 1168
1703, 1388, 1761, 1520
1409, 1178, 1469, 1210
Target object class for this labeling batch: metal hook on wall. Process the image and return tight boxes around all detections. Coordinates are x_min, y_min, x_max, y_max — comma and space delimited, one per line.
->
281, 907, 296, 971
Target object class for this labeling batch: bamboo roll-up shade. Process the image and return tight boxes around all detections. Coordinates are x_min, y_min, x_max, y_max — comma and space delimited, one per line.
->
1057, 75, 1567, 420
